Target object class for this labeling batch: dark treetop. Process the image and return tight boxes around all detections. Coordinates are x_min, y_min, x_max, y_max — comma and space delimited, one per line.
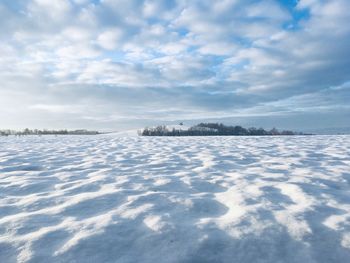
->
140, 123, 308, 136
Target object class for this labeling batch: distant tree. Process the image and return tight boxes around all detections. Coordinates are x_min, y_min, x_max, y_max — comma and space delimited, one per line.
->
269, 128, 279, 135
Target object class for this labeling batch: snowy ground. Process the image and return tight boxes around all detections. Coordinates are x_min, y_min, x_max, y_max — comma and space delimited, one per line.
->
0, 135, 349, 263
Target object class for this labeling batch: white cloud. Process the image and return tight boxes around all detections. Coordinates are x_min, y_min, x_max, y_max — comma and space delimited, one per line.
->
245, 0, 290, 21
198, 42, 237, 56
28, 0, 72, 24
97, 28, 123, 50
0, 0, 349, 130
29, 104, 82, 114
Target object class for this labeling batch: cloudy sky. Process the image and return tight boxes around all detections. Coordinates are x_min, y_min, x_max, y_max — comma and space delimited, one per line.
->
0, 0, 349, 131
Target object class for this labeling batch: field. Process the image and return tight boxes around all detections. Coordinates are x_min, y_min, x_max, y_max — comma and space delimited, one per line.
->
0, 135, 349, 262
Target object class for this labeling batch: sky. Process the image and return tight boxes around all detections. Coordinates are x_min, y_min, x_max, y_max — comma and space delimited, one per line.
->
0, 0, 349, 132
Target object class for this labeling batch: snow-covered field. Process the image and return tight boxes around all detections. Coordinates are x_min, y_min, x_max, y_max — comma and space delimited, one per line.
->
0, 135, 349, 263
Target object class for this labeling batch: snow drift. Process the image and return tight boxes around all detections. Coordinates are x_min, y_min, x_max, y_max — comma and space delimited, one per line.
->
0, 135, 349, 262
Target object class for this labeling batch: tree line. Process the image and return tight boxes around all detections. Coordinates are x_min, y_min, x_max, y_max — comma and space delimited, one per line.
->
140, 123, 308, 136
0, 129, 99, 136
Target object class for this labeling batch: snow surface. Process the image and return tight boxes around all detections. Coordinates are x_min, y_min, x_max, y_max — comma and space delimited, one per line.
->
0, 135, 349, 263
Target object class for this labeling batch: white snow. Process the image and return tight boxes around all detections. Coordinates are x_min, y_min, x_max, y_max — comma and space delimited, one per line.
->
0, 135, 350, 263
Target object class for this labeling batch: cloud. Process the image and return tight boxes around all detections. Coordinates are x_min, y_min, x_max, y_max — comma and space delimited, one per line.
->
29, 104, 83, 114
0, 0, 349, 130
97, 28, 123, 50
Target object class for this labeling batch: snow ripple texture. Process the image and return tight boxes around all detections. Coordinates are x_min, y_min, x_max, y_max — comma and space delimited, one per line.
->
0, 135, 349, 263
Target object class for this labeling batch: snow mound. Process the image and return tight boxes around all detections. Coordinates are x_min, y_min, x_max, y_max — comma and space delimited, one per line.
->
104, 129, 139, 137
0, 135, 350, 262
164, 124, 190, 131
